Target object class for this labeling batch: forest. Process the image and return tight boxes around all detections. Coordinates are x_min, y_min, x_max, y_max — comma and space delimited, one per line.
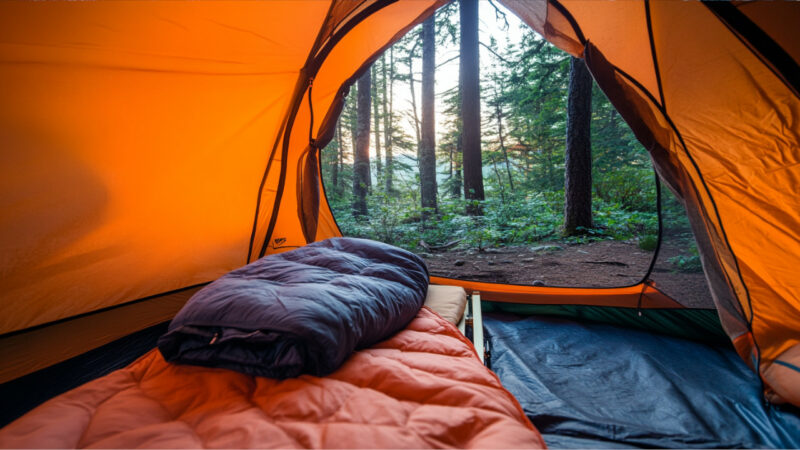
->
320, 1, 706, 301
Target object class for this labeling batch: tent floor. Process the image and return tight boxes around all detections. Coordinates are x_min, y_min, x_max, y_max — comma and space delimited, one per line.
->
0, 322, 168, 428
484, 312, 800, 448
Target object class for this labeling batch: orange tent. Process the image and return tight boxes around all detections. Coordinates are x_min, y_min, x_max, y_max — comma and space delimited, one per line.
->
1, 0, 798, 407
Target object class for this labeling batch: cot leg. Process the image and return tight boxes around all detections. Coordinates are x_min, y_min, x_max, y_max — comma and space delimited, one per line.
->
471, 291, 484, 364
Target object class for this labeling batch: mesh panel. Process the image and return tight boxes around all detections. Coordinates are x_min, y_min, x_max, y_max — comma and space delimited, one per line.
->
649, 183, 714, 309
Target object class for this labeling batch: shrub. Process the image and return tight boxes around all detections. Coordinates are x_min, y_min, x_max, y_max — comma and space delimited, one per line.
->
638, 234, 659, 251
668, 246, 704, 273
594, 167, 656, 212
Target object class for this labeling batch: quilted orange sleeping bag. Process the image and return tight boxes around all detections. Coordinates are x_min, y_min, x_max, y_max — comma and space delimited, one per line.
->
0, 308, 545, 448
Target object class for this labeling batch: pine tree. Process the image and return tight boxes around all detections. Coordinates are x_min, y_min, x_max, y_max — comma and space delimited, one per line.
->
352, 69, 371, 217
420, 16, 438, 216
460, 0, 483, 214
563, 56, 593, 235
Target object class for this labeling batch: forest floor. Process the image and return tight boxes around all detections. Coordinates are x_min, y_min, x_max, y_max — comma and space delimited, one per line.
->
420, 240, 714, 309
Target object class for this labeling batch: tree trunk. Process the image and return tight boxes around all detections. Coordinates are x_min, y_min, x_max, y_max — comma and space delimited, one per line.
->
332, 122, 341, 195
564, 56, 593, 235
353, 69, 371, 217
338, 121, 345, 196
452, 132, 462, 198
408, 41, 421, 152
372, 65, 382, 179
448, 146, 453, 178
349, 85, 358, 171
384, 49, 394, 194
494, 99, 514, 190
495, 101, 514, 191
420, 17, 438, 216
460, 0, 483, 215
490, 153, 506, 204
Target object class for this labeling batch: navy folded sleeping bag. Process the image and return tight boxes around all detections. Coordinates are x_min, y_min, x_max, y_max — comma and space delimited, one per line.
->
158, 238, 429, 378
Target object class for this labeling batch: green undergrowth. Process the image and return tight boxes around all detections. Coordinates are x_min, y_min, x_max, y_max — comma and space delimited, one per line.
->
331, 189, 668, 254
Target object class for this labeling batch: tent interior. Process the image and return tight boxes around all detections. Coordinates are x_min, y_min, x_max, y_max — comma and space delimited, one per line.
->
1, 0, 799, 447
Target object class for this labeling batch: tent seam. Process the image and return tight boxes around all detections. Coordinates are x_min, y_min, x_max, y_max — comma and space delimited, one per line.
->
644, 0, 666, 110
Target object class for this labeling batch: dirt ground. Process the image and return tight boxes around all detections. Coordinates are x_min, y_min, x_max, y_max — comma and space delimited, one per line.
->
419, 240, 715, 309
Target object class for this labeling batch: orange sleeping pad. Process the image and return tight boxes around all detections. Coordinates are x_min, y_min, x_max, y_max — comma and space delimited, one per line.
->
0, 307, 545, 448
